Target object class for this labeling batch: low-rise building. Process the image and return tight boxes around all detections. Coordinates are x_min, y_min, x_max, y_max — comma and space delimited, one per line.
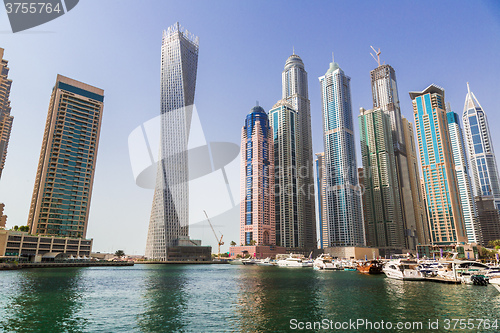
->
0, 230, 92, 260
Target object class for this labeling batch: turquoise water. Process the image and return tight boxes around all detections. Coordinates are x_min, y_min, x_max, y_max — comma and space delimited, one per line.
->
0, 264, 499, 332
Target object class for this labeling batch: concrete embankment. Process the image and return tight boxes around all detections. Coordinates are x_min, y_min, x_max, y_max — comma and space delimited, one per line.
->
0, 261, 134, 270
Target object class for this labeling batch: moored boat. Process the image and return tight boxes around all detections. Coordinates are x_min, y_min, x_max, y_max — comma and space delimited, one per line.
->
383, 260, 425, 280
357, 260, 384, 274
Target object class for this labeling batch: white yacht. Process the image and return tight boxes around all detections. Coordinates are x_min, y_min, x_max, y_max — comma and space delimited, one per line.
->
489, 277, 500, 292
255, 257, 276, 266
277, 255, 312, 267
313, 254, 338, 270
383, 260, 426, 280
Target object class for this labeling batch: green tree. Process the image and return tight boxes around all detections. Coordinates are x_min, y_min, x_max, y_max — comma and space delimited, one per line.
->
115, 250, 125, 258
249, 240, 256, 246
488, 240, 500, 248
230, 241, 236, 246
13, 225, 18, 231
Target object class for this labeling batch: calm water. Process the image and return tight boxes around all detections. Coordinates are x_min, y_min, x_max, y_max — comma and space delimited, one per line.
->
0, 264, 499, 332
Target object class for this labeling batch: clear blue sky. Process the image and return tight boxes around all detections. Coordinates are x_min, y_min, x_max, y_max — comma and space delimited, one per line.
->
0, 0, 499, 254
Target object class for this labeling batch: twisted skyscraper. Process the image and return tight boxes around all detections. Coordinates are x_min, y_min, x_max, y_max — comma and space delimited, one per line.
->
146, 23, 199, 260
0, 48, 13, 181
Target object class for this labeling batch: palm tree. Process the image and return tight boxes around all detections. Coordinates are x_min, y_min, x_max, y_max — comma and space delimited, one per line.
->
230, 241, 236, 246
115, 250, 125, 258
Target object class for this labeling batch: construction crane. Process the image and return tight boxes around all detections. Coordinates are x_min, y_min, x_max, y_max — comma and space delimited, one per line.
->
203, 210, 224, 259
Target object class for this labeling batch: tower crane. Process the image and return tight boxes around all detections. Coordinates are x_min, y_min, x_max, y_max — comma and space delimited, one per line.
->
203, 210, 224, 259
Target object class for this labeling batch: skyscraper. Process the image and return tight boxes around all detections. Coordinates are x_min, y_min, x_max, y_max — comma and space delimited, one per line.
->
282, 53, 317, 250
370, 60, 420, 250
319, 59, 364, 247
462, 83, 500, 210
28, 75, 104, 238
402, 117, 430, 245
240, 106, 275, 247
269, 100, 301, 249
447, 106, 479, 243
315, 152, 328, 249
146, 23, 199, 260
0, 48, 14, 180
358, 107, 404, 254
410, 84, 467, 245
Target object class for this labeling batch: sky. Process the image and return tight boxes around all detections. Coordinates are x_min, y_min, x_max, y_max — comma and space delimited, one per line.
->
0, 0, 499, 254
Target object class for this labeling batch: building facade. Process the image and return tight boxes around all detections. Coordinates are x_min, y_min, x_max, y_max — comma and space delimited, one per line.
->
358, 107, 404, 254
146, 23, 199, 260
475, 196, 500, 246
402, 118, 430, 245
240, 106, 275, 247
410, 84, 467, 245
319, 60, 364, 247
462, 83, 500, 210
27, 75, 104, 238
315, 152, 328, 249
371, 63, 420, 250
282, 53, 317, 250
269, 100, 302, 249
447, 108, 479, 243
0, 230, 92, 258
0, 48, 14, 180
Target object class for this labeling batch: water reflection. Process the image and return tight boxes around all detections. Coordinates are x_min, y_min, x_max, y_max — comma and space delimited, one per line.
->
0, 268, 86, 332
233, 266, 324, 332
137, 265, 188, 333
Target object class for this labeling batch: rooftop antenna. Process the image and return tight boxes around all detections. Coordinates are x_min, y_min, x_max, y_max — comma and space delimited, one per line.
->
332, 52, 335, 63
467, 82, 471, 95
256, 100, 259, 106
370, 45, 381, 67
292, 46, 295, 55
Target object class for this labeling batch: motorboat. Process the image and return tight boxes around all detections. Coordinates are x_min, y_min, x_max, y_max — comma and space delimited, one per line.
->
276, 255, 312, 267
489, 277, 500, 292
357, 260, 384, 274
255, 257, 276, 266
313, 254, 338, 270
383, 260, 426, 280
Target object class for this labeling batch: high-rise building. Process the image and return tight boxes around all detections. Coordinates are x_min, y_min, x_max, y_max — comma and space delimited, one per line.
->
319, 59, 364, 247
240, 106, 275, 247
402, 117, 430, 245
358, 107, 404, 254
315, 152, 328, 249
475, 196, 500, 246
370, 61, 420, 250
447, 106, 479, 243
146, 23, 199, 260
462, 83, 500, 210
269, 100, 301, 249
27, 75, 104, 238
282, 53, 317, 250
410, 84, 467, 245
0, 48, 14, 180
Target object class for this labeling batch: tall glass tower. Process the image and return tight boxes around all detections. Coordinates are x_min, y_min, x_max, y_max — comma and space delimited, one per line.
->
282, 53, 317, 250
358, 107, 404, 254
240, 106, 275, 247
447, 106, 479, 243
370, 61, 421, 250
146, 23, 199, 260
269, 100, 300, 249
0, 48, 14, 181
319, 59, 364, 247
410, 84, 467, 245
462, 83, 500, 210
28, 75, 104, 238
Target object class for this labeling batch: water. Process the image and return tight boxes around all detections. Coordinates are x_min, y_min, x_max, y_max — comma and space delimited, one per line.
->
0, 264, 499, 332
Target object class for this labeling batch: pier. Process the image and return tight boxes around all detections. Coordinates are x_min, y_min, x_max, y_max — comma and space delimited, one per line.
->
0, 261, 134, 270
